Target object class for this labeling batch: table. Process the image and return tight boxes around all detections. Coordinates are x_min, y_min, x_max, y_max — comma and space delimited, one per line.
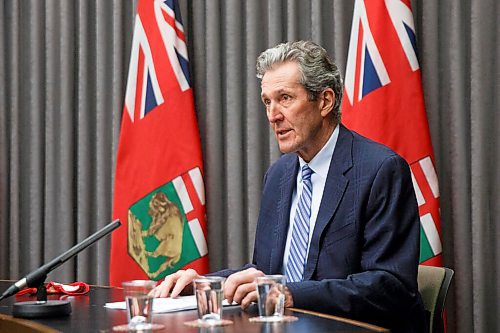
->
0, 281, 388, 332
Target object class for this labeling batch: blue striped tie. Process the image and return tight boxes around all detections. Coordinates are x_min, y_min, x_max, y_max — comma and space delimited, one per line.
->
286, 164, 313, 282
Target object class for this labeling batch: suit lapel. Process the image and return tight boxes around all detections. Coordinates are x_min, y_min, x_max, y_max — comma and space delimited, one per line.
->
304, 125, 353, 280
269, 155, 298, 274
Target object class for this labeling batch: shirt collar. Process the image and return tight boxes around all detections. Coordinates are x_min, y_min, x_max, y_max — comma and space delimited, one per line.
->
298, 124, 339, 180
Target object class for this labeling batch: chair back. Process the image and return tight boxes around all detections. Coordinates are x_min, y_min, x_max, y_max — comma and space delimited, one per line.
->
417, 265, 454, 333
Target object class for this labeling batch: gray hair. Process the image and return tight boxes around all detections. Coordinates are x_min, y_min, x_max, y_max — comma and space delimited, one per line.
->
256, 40, 343, 123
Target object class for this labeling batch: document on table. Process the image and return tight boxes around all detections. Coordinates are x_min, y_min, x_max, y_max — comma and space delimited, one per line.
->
104, 295, 234, 313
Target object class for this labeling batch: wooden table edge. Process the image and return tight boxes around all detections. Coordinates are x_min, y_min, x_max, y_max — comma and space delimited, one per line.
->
290, 308, 389, 332
0, 313, 60, 333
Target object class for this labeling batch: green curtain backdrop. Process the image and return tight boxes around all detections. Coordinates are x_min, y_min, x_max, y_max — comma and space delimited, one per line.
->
0, 1, 498, 332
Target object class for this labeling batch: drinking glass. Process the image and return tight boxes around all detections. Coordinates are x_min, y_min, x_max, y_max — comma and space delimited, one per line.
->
255, 275, 286, 322
122, 280, 156, 330
193, 276, 225, 325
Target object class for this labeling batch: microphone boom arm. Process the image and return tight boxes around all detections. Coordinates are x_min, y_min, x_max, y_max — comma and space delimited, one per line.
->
0, 219, 121, 301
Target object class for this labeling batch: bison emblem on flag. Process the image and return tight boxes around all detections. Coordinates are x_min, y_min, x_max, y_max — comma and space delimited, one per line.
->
127, 167, 208, 280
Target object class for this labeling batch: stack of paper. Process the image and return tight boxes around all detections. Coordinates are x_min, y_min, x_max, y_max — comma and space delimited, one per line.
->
105, 295, 198, 313
105, 295, 235, 313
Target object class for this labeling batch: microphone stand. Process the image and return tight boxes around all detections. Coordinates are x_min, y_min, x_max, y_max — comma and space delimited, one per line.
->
0, 220, 121, 318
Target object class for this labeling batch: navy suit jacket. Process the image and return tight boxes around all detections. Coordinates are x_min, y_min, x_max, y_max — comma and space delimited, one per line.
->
217, 125, 427, 332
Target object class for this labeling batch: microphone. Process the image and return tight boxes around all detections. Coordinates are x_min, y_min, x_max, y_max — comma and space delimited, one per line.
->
0, 219, 121, 316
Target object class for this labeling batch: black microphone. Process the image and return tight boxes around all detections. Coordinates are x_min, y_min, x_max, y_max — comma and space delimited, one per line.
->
0, 219, 121, 302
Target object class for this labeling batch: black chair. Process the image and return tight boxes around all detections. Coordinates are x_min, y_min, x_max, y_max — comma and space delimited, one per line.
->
417, 265, 454, 333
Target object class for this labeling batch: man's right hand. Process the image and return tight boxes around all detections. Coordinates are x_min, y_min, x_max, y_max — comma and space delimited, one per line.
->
151, 268, 201, 298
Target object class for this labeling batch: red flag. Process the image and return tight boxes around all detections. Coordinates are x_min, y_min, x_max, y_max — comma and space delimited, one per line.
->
342, 0, 442, 266
110, 0, 209, 286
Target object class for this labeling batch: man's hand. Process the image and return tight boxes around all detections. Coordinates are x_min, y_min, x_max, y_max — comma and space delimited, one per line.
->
224, 268, 265, 309
152, 268, 201, 298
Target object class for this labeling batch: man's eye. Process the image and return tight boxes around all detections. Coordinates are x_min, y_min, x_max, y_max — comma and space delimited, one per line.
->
282, 95, 290, 101
263, 99, 271, 106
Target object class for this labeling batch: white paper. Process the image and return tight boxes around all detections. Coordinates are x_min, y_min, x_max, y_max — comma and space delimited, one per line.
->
105, 295, 234, 313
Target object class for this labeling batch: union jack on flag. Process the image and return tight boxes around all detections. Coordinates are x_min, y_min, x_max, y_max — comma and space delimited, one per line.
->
111, 0, 209, 285
342, 0, 443, 266
124, 0, 191, 122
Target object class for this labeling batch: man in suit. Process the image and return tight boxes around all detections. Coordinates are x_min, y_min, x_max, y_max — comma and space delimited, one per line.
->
153, 40, 427, 332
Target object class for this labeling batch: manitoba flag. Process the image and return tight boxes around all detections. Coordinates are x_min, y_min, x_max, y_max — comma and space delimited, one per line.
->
342, 0, 442, 266
110, 0, 209, 285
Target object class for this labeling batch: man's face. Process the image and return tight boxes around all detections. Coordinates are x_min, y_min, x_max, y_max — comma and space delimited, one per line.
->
260, 62, 325, 161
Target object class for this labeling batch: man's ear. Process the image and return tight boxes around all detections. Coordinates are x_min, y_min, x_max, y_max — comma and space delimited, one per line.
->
319, 88, 335, 117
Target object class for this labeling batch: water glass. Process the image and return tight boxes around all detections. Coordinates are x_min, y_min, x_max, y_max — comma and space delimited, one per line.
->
193, 276, 225, 324
122, 280, 156, 330
255, 275, 286, 322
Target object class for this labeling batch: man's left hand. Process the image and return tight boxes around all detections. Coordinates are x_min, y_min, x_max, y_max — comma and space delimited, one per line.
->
224, 268, 264, 309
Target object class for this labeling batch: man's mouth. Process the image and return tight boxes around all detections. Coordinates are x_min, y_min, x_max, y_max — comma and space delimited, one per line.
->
276, 129, 291, 137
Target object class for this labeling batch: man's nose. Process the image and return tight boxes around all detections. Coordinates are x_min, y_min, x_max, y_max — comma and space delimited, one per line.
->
267, 102, 282, 123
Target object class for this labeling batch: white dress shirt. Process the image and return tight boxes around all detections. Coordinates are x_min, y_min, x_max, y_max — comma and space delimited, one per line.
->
282, 124, 339, 274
